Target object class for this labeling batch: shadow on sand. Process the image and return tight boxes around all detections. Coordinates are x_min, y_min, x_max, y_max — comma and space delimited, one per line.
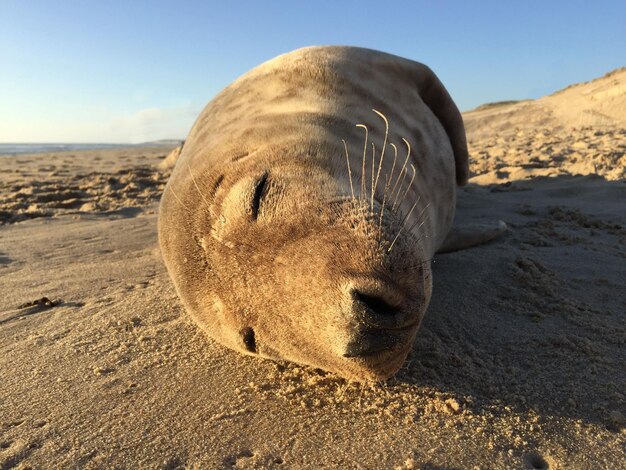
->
395, 174, 625, 429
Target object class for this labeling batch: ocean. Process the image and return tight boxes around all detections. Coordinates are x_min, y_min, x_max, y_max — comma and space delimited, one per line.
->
0, 143, 134, 156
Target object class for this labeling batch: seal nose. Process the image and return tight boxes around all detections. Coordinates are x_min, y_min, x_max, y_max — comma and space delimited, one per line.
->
349, 287, 408, 330
352, 290, 400, 318
341, 285, 419, 359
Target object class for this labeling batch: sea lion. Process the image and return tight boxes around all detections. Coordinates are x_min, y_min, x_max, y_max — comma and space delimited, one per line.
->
159, 46, 501, 381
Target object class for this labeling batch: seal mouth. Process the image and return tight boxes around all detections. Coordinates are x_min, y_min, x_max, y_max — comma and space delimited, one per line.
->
341, 322, 419, 359
343, 344, 394, 358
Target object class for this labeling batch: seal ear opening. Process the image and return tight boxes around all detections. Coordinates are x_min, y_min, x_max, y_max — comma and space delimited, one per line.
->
240, 326, 257, 353
415, 65, 469, 186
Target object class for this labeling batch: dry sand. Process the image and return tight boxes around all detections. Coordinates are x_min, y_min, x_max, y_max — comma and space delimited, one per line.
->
1, 72, 625, 469
464, 68, 626, 184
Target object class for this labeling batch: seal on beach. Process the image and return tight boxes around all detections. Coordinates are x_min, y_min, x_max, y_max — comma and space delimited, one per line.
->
159, 46, 504, 381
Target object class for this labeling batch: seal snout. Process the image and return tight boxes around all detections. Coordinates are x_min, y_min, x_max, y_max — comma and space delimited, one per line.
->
352, 290, 401, 322
338, 281, 421, 360
348, 282, 416, 329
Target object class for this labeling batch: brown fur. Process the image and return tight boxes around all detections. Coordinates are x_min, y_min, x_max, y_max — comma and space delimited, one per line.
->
158, 46, 468, 381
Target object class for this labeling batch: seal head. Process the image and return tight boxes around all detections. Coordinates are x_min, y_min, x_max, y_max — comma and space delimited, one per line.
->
158, 46, 468, 381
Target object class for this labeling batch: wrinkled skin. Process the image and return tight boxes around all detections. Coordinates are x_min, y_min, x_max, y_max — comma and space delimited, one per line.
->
158, 46, 468, 381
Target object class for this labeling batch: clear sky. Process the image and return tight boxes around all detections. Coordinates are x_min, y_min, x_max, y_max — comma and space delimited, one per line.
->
1, 1, 624, 143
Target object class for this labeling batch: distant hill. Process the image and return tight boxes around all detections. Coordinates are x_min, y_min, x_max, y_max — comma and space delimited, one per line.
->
138, 139, 183, 147
463, 67, 626, 139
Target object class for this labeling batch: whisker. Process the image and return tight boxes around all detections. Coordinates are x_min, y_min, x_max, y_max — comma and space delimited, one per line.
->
380, 143, 398, 225
356, 124, 369, 203
396, 164, 416, 211
187, 164, 211, 212
370, 142, 375, 211
389, 138, 411, 206
387, 200, 418, 253
342, 139, 355, 200
407, 218, 428, 237
405, 202, 431, 234
378, 172, 388, 236
167, 185, 192, 212
385, 143, 398, 194
372, 109, 388, 202
391, 167, 408, 212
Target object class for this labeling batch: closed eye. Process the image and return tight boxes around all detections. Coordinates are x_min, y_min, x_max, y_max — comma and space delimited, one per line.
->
251, 172, 269, 220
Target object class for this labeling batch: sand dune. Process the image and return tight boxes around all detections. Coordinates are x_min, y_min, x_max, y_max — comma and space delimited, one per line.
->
464, 68, 626, 183
464, 67, 626, 136
1, 69, 625, 468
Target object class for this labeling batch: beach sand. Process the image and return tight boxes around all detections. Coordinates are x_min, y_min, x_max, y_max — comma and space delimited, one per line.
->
1, 73, 625, 468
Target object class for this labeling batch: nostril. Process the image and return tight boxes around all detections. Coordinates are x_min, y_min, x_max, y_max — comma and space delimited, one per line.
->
352, 290, 400, 317
240, 326, 257, 353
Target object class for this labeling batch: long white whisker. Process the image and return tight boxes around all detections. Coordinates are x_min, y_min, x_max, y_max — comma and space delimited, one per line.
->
187, 164, 211, 211
389, 138, 411, 204
378, 172, 388, 236
372, 109, 388, 201
397, 164, 417, 211
370, 142, 375, 211
391, 167, 408, 212
167, 185, 192, 212
356, 124, 369, 203
386, 143, 398, 193
342, 139, 355, 200
387, 201, 419, 253
408, 218, 428, 237
381, 143, 398, 222
405, 202, 430, 234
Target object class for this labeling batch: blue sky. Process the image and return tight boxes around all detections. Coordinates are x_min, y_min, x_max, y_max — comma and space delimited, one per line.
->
1, 1, 624, 143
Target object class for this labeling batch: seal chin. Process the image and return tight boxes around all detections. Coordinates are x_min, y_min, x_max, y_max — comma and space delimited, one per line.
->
338, 321, 420, 381
341, 323, 418, 358
340, 344, 414, 382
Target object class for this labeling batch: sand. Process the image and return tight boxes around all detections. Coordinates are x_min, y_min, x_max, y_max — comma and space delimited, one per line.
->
1, 72, 625, 469
464, 68, 626, 185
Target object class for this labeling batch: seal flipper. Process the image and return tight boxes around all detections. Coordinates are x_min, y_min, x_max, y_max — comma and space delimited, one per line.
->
437, 220, 507, 253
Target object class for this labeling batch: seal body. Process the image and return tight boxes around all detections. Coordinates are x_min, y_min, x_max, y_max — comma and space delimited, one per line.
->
158, 46, 468, 381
